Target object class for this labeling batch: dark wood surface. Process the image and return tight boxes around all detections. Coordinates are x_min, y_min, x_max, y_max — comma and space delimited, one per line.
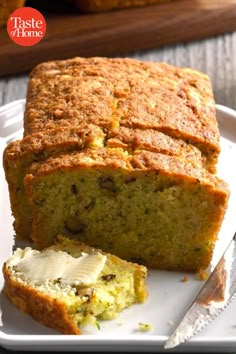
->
1, 0, 236, 76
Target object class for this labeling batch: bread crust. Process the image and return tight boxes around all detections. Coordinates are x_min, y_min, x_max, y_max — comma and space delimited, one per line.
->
24, 57, 220, 171
3, 265, 81, 334
25, 147, 227, 190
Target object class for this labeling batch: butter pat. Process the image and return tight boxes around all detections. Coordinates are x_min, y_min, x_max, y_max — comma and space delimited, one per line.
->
7, 249, 107, 286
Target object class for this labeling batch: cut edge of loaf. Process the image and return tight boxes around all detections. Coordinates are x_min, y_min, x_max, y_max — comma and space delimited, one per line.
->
24, 147, 229, 272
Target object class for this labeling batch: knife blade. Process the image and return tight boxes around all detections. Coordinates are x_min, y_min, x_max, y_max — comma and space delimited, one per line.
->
164, 232, 236, 350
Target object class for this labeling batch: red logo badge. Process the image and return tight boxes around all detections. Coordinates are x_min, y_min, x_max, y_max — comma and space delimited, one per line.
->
7, 7, 46, 46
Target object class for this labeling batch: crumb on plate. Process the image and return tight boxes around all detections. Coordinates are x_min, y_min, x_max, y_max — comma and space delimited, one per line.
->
181, 275, 189, 282
118, 320, 125, 326
168, 320, 174, 327
138, 322, 153, 332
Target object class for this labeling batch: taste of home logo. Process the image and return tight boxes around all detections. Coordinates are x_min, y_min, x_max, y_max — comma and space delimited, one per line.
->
7, 7, 46, 46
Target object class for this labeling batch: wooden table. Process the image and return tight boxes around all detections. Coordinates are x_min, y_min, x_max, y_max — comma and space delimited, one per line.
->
1, 31, 236, 110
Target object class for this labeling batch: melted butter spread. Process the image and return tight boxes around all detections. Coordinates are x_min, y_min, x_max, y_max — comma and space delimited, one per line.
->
7, 248, 107, 286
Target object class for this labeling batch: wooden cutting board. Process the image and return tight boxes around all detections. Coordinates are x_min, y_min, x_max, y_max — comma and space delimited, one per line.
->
1, 0, 236, 76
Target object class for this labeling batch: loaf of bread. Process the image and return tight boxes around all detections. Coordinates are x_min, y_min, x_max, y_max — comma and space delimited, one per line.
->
3, 57, 229, 272
2, 235, 148, 334
5, 57, 219, 243
0, 0, 25, 27
74, 0, 179, 13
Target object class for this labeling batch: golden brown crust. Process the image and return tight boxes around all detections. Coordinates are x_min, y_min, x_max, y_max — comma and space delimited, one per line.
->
4, 125, 202, 166
107, 126, 203, 166
3, 265, 81, 334
24, 57, 220, 171
25, 147, 228, 193
3, 125, 105, 164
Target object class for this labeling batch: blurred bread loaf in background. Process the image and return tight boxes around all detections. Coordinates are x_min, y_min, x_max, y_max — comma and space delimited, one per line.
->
0, 0, 25, 27
0, 0, 179, 27
73, 0, 179, 13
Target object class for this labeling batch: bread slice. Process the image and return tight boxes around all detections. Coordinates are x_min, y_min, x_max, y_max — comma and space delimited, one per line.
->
3, 125, 105, 241
24, 147, 229, 272
3, 122, 204, 242
2, 235, 148, 334
24, 57, 220, 173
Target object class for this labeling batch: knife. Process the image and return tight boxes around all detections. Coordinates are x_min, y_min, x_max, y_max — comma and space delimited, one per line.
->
165, 232, 236, 350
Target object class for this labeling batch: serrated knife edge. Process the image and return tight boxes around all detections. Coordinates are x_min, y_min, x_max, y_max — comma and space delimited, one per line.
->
165, 232, 236, 350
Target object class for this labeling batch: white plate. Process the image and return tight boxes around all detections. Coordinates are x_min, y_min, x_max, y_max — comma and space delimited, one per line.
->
0, 100, 236, 352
